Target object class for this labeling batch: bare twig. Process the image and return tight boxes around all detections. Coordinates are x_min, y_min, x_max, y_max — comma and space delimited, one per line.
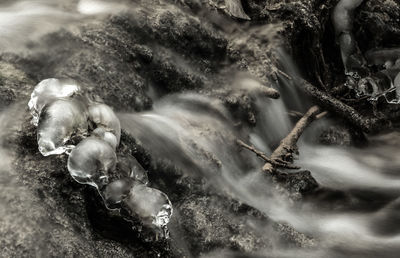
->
236, 140, 299, 169
287, 110, 304, 118
262, 105, 323, 172
238, 105, 325, 173
276, 69, 291, 80
316, 111, 328, 119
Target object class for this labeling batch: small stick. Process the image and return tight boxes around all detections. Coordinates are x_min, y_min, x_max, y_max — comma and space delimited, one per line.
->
287, 110, 304, 118
263, 105, 323, 172
272, 106, 321, 160
236, 140, 299, 169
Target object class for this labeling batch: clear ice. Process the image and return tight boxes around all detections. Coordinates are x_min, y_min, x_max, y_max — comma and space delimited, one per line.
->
102, 178, 134, 209
122, 184, 173, 237
332, 0, 366, 75
67, 137, 117, 188
29, 78, 173, 239
102, 178, 134, 208
225, 0, 250, 20
28, 78, 81, 126
88, 103, 121, 144
117, 154, 149, 185
37, 99, 88, 156
332, 1, 400, 105
395, 72, 400, 89
356, 60, 400, 103
92, 127, 118, 150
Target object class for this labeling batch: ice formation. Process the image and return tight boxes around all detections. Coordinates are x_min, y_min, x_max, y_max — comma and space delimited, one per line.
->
117, 154, 149, 185
122, 184, 173, 238
67, 136, 117, 188
354, 59, 400, 103
92, 127, 118, 150
395, 72, 400, 89
37, 99, 88, 156
88, 102, 121, 144
332, 1, 400, 104
225, 0, 250, 20
28, 78, 81, 126
29, 78, 173, 239
102, 178, 173, 237
103, 178, 134, 208
332, 0, 365, 75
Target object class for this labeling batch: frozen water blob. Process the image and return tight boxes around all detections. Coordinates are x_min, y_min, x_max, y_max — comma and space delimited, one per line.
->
89, 103, 121, 145
67, 136, 117, 188
117, 154, 149, 185
29, 78, 81, 126
122, 184, 173, 237
37, 99, 88, 156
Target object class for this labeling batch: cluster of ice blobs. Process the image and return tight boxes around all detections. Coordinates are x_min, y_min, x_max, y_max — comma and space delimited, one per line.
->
28, 78, 87, 156
332, 0, 400, 103
357, 56, 400, 104
29, 78, 172, 238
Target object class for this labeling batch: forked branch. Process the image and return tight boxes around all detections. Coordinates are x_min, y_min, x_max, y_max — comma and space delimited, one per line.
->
238, 105, 326, 173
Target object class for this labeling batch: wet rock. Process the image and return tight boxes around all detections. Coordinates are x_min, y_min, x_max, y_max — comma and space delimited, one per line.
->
319, 125, 353, 146
319, 124, 366, 146
0, 86, 15, 108
177, 194, 273, 255
176, 193, 315, 255
355, 0, 400, 51
0, 59, 34, 107
274, 223, 315, 248
273, 170, 319, 201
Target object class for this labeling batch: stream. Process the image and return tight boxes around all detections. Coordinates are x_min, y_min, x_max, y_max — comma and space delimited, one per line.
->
1, 0, 400, 257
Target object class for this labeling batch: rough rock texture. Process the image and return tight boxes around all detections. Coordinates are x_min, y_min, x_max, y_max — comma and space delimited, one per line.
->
319, 124, 366, 146
273, 170, 319, 201
1, 0, 400, 257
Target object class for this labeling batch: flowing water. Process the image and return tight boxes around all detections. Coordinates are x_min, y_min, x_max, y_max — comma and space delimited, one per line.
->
1, 1, 400, 257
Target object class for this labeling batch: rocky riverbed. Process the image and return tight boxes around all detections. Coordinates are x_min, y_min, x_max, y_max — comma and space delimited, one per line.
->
1, 0, 400, 257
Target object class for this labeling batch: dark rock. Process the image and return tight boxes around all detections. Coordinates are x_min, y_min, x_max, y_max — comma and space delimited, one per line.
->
273, 170, 319, 201
319, 125, 354, 146
176, 193, 314, 255
356, 0, 400, 51
319, 124, 366, 146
